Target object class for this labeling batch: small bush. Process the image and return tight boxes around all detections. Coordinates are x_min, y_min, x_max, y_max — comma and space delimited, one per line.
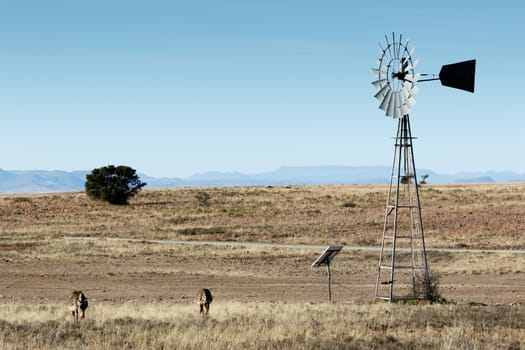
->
85, 165, 146, 205
11, 197, 32, 203
178, 227, 227, 236
415, 270, 447, 303
195, 191, 211, 206
342, 201, 357, 208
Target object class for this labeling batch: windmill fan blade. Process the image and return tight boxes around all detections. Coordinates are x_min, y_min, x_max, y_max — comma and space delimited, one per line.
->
402, 84, 417, 106
374, 84, 390, 100
372, 68, 387, 77
379, 90, 392, 111
404, 73, 420, 83
386, 92, 396, 117
407, 96, 416, 107
401, 84, 410, 100
393, 92, 402, 118
372, 79, 388, 89
376, 58, 390, 70
407, 58, 419, 70
401, 101, 409, 116
439, 59, 476, 93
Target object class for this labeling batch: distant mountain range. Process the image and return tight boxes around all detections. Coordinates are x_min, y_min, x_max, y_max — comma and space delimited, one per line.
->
1, 166, 524, 194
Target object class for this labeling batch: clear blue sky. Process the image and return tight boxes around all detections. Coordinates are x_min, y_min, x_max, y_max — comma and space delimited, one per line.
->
1, 1, 523, 178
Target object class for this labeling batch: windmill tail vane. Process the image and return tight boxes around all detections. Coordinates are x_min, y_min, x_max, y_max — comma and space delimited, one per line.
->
417, 59, 476, 93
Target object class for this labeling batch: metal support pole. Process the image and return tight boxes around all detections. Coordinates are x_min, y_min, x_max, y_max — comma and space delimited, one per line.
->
375, 114, 430, 302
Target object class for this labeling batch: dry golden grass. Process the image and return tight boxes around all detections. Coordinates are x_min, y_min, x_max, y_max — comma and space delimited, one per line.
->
2, 183, 525, 249
0, 301, 524, 349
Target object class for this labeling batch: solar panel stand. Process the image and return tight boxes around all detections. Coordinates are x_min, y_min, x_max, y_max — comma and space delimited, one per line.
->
375, 114, 430, 302
311, 246, 343, 303
326, 256, 333, 302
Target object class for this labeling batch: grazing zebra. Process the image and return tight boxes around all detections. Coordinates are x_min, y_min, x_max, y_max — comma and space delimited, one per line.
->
69, 291, 88, 321
198, 288, 213, 316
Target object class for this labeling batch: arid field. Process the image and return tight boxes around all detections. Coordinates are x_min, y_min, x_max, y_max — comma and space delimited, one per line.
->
1, 184, 524, 349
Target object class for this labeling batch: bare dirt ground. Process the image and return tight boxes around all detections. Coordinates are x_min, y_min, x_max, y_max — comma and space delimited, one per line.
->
1, 238, 524, 308
1, 184, 525, 307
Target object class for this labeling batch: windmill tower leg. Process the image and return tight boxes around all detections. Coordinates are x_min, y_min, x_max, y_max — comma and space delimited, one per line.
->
375, 114, 430, 302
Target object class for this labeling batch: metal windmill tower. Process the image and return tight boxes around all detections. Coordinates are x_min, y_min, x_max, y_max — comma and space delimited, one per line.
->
371, 33, 476, 302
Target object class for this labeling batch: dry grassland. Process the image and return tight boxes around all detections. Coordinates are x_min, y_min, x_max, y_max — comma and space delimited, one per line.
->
0, 302, 524, 349
2, 183, 525, 248
1, 184, 525, 349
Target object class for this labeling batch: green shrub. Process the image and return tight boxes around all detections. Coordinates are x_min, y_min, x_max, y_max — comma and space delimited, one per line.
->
85, 165, 146, 205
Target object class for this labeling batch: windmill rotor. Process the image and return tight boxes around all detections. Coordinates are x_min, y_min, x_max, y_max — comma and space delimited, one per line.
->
372, 33, 418, 119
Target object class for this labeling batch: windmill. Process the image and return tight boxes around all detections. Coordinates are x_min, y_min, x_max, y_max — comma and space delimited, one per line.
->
372, 33, 475, 302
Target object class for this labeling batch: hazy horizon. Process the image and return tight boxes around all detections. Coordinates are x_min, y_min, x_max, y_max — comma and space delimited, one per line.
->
1, 164, 524, 179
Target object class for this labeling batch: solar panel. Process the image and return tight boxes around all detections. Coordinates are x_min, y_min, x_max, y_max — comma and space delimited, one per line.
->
311, 245, 344, 268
